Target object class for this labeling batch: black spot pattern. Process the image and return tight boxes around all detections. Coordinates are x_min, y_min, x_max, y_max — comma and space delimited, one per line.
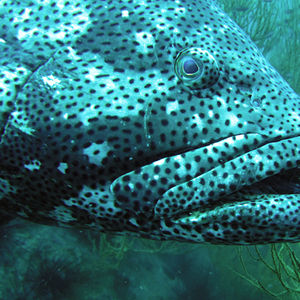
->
0, 0, 299, 244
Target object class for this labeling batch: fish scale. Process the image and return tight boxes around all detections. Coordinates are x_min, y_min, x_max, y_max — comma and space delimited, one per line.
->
0, 0, 299, 244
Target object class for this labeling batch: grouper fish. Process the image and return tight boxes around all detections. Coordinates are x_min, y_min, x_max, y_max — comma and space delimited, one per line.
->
0, 0, 299, 244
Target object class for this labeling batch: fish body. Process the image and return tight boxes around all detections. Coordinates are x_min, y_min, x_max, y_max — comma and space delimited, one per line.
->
0, 0, 299, 244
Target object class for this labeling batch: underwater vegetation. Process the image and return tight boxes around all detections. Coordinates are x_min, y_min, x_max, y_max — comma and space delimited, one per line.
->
84, 230, 199, 270
218, 0, 300, 93
218, 0, 278, 51
233, 244, 300, 299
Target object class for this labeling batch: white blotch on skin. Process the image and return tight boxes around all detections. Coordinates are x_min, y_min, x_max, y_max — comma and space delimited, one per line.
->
66, 46, 81, 60
42, 75, 61, 87
49, 206, 77, 224
166, 101, 179, 114
17, 28, 37, 40
290, 111, 300, 121
65, 185, 121, 219
11, 111, 35, 135
175, 6, 186, 14
83, 142, 111, 166
135, 32, 155, 54
3, 68, 26, 80
57, 162, 68, 174
80, 105, 99, 126
191, 114, 203, 128
13, 8, 32, 23
121, 10, 129, 17
235, 134, 245, 141
153, 158, 166, 166
85, 67, 101, 81
229, 114, 239, 127
252, 154, 263, 164
24, 160, 41, 171
0, 178, 16, 194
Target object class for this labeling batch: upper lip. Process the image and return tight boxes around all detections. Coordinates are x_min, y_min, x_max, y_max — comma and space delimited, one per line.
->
172, 168, 300, 221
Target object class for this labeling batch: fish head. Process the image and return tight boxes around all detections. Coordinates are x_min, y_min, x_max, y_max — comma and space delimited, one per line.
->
0, 0, 299, 244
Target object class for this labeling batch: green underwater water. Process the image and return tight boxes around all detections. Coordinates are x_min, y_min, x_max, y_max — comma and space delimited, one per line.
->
0, 223, 279, 300
0, 0, 299, 299
3, 221, 300, 300
219, 0, 300, 94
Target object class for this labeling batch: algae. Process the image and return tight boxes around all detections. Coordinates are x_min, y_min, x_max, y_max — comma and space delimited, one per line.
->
232, 244, 300, 300
85, 231, 198, 270
218, 0, 300, 93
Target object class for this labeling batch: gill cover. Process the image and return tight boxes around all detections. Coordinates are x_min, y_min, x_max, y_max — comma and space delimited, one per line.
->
174, 47, 220, 89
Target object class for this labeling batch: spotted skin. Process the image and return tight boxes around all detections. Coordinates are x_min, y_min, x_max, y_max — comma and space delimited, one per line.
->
0, 0, 299, 244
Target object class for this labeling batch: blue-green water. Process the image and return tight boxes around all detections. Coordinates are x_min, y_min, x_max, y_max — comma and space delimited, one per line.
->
0, 0, 299, 299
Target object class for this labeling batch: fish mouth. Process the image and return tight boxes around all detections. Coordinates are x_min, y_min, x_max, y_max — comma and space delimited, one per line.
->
172, 167, 300, 221
112, 134, 300, 224
167, 166, 300, 244
153, 134, 299, 216
155, 134, 300, 244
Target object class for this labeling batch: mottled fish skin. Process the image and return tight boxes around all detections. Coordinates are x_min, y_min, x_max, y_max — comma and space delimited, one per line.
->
0, 0, 299, 244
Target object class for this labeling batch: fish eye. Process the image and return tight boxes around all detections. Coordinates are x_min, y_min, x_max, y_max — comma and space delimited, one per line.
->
174, 47, 220, 89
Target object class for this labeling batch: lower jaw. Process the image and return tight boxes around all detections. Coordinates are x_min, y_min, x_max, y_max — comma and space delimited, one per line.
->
161, 191, 300, 245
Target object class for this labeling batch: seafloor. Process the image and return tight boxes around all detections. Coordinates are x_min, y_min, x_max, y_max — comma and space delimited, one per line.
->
0, 220, 291, 300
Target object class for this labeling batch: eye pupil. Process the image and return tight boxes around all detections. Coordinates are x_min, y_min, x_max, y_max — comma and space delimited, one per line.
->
174, 47, 219, 89
183, 58, 198, 74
